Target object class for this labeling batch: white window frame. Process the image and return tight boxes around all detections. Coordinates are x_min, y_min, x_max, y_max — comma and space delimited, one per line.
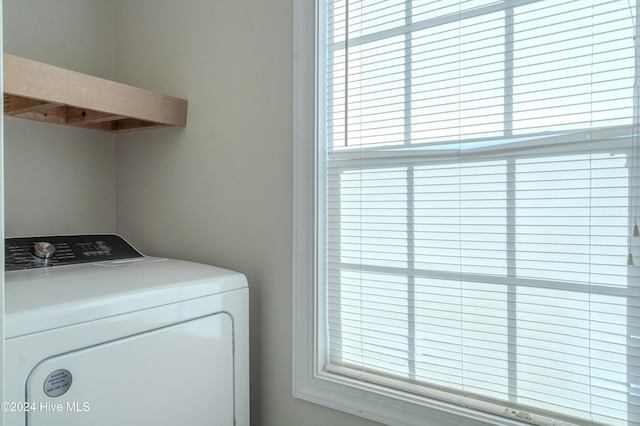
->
292, 1, 637, 425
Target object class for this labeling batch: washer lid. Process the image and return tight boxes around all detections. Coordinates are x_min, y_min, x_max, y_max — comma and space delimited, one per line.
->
5, 257, 247, 338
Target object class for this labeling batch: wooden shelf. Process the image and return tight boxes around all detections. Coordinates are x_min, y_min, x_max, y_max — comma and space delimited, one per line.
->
3, 53, 188, 132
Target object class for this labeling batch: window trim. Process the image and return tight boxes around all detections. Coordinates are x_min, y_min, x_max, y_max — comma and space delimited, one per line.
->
292, 1, 546, 424
292, 1, 637, 425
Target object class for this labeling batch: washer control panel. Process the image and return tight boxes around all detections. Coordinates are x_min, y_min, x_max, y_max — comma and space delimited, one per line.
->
5, 234, 143, 271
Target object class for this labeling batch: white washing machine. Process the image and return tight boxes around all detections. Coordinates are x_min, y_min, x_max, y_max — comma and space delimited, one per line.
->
3, 234, 249, 426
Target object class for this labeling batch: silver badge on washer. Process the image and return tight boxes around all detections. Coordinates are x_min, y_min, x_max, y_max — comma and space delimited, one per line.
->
43, 369, 72, 397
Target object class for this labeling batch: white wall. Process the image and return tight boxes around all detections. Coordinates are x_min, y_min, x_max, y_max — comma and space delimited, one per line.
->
3, 0, 116, 237
4, 1, 381, 424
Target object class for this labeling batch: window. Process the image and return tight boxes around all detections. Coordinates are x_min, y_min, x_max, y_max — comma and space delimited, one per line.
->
293, 1, 640, 425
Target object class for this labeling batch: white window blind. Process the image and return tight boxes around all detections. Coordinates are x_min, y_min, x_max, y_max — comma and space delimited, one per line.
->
321, 0, 640, 425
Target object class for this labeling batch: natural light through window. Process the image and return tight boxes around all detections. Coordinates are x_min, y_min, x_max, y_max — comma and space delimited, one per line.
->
315, 0, 640, 424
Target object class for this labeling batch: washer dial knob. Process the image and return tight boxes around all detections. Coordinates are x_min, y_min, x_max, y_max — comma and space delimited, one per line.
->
33, 241, 56, 259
